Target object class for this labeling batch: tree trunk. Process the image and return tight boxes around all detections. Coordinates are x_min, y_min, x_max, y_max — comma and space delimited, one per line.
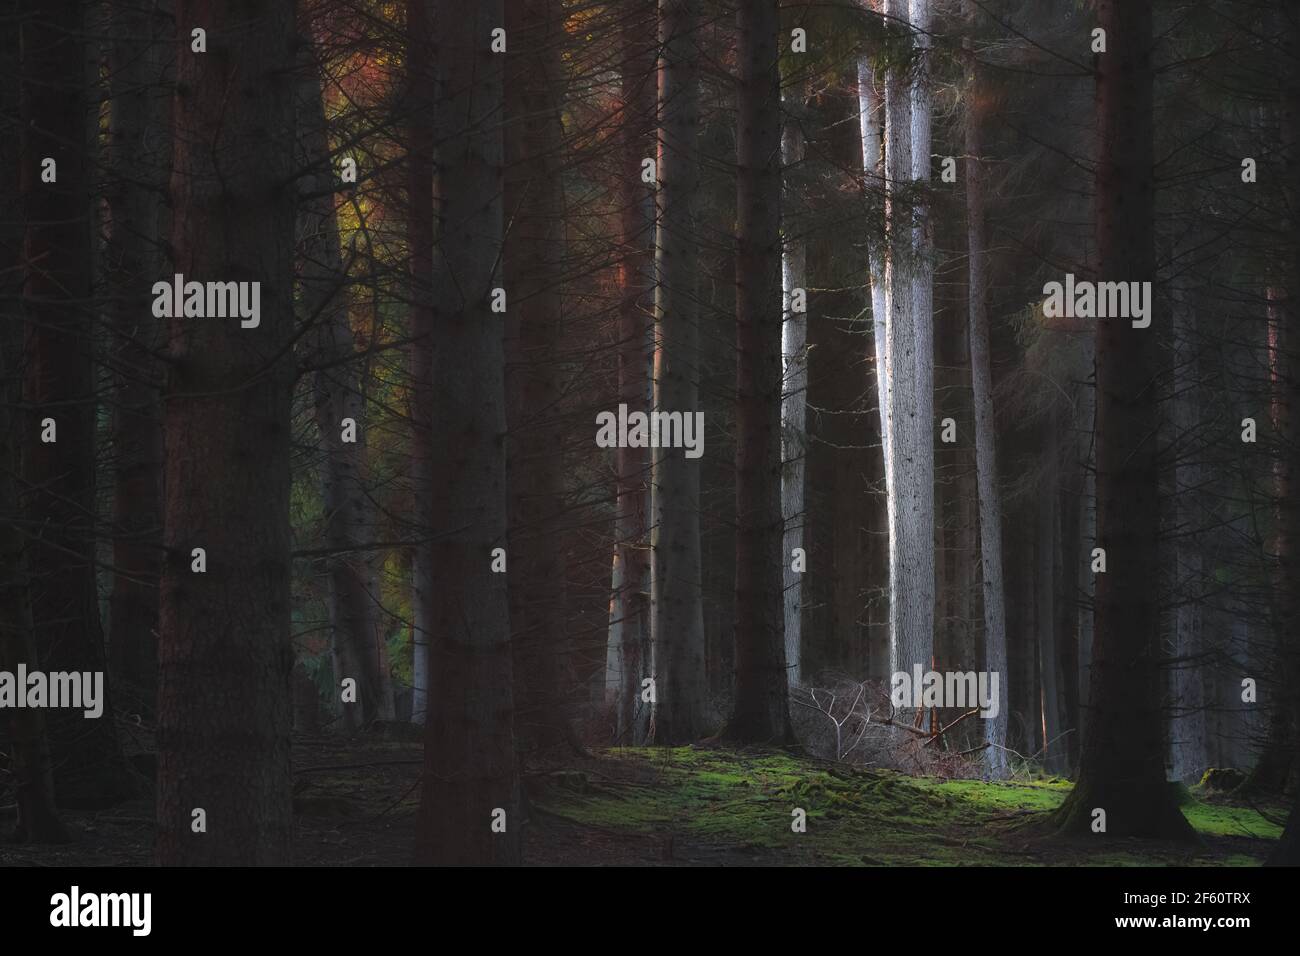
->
503, 0, 577, 754
1, 41, 66, 836
20, 0, 133, 809
857, 57, 891, 486
1052, 0, 1193, 839
413, 0, 521, 864
727, 0, 792, 743
405, 0, 435, 726
881, 0, 931, 692
1168, 292, 1206, 783
156, 0, 297, 864
780, 81, 808, 690
1037, 452, 1063, 773
650, 0, 708, 744
1268, 9, 1300, 863
106, 0, 170, 715
907, 0, 937, 682
606, 0, 656, 743
963, 26, 1009, 777
297, 41, 384, 733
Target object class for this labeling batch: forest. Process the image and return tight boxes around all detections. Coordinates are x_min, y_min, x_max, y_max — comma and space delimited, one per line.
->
0, 0, 1298, 876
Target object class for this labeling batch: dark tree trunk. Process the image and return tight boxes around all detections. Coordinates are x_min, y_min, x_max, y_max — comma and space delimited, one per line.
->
650, 0, 708, 743
605, 0, 656, 746
1, 36, 66, 835
405, 0, 435, 726
503, 0, 577, 755
20, 0, 133, 809
725, 0, 792, 743
1052, 0, 1192, 839
156, 0, 297, 864
413, 0, 521, 865
106, 0, 171, 715
296, 39, 383, 732
1268, 6, 1300, 863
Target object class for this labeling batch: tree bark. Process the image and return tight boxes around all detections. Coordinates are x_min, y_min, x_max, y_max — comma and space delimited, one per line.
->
106, 0, 170, 714
963, 22, 1010, 777
1052, 0, 1193, 839
1, 39, 66, 835
504, 0, 577, 754
650, 0, 708, 743
155, 0, 297, 864
405, 0, 435, 726
606, 0, 656, 743
780, 80, 808, 691
413, 0, 521, 864
20, 0, 133, 808
727, 0, 792, 743
297, 40, 384, 732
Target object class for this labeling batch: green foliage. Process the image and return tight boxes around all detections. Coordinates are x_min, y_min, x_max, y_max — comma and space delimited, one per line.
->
532, 748, 1281, 865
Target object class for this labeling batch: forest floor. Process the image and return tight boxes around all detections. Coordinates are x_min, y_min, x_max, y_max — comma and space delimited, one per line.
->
0, 731, 1284, 866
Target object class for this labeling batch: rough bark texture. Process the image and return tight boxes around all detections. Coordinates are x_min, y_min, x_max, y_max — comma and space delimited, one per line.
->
963, 41, 1009, 776
155, 0, 297, 864
606, 0, 656, 743
106, 0, 171, 714
1052, 0, 1193, 839
413, 0, 521, 864
780, 82, 808, 691
504, 0, 576, 754
650, 0, 708, 743
20, 0, 133, 808
1, 40, 66, 836
727, 0, 792, 743
882, 0, 931, 688
1168, 293, 1206, 783
857, 58, 891, 484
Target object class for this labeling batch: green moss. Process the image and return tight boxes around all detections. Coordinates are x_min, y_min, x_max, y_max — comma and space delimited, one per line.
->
530, 748, 1279, 866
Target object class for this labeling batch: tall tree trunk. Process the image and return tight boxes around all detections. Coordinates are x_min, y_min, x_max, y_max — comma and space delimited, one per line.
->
882, 0, 931, 694
1268, 9, 1300, 864
297, 40, 383, 731
106, 0, 170, 714
650, 0, 708, 743
156, 0, 297, 864
1037, 449, 1063, 773
405, 0, 435, 726
504, 0, 576, 754
727, 0, 791, 743
907, 0, 936, 682
20, 0, 133, 808
1168, 292, 1206, 783
414, 0, 521, 864
963, 21, 1009, 777
606, 0, 656, 743
1052, 0, 1192, 839
1, 33, 66, 835
780, 81, 808, 690
857, 57, 891, 489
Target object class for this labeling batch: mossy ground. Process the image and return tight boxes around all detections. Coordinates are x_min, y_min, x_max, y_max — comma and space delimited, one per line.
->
528, 747, 1284, 866
1, 736, 1282, 865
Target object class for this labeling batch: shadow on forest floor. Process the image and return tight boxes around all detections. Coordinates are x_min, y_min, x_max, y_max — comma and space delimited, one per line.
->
0, 734, 1283, 865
